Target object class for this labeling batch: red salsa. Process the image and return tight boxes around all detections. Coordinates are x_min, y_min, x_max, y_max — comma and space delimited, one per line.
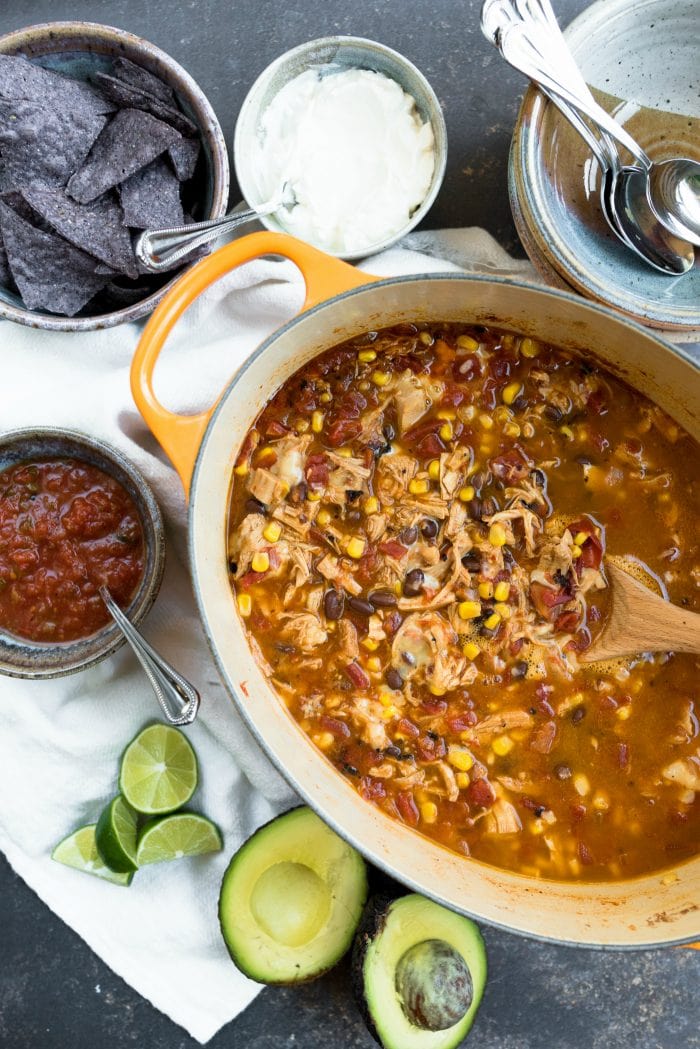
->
0, 459, 145, 643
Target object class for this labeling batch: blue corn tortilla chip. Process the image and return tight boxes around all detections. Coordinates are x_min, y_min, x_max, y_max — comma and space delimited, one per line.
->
67, 108, 181, 204
91, 72, 198, 137
119, 157, 184, 229
0, 55, 114, 114
112, 57, 175, 105
168, 135, 201, 181
19, 183, 138, 278
0, 97, 108, 192
0, 201, 112, 315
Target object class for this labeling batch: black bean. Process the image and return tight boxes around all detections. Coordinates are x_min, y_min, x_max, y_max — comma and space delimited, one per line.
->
274, 642, 296, 653
324, 589, 344, 620
228, 560, 238, 574
421, 518, 438, 539
480, 496, 500, 518
544, 404, 563, 423
403, 568, 425, 597
575, 455, 592, 466
534, 805, 546, 818
532, 468, 547, 488
347, 489, 362, 502
244, 497, 266, 515
368, 589, 397, 609
348, 596, 375, 616
461, 551, 482, 572
384, 744, 402, 759
471, 470, 492, 491
383, 422, 396, 443
401, 651, 417, 667
510, 660, 528, 680
289, 482, 307, 505
554, 763, 572, 780
511, 395, 527, 412
399, 525, 418, 545
385, 668, 404, 690
571, 706, 586, 725
467, 498, 482, 519
342, 762, 359, 776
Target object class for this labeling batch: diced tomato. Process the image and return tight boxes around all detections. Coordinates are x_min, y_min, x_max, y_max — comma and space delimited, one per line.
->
556, 609, 582, 633
490, 447, 532, 484
396, 717, 420, 738
466, 778, 495, 809
325, 417, 362, 447
305, 454, 330, 487
451, 354, 481, 383
577, 841, 594, 865
440, 383, 466, 407
617, 742, 630, 769
359, 776, 386, 801
481, 377, 498, 410
586, 389, 607, 415
530, 581, 572, 620
447, 712, 478, 732
589, 429, 610, 454
265, 419, 291, 437
570, 804, 587, 823
378, 540, 407, 560
396, 791, 420, 826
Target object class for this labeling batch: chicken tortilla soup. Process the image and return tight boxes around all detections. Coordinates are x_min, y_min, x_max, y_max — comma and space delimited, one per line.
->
227, 323, 700, 881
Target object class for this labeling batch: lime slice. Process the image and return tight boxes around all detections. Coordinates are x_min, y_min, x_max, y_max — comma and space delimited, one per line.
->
95, 796, 139, 873
119, 724, 198, 815
52, 824, 133, 886
136, 813, 223, 866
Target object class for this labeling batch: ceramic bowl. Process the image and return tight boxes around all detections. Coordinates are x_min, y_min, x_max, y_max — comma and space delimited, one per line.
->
0, 21, 230, 332
233, 36, 447, 261
510, 0, 700, 336
0, 429, 165, 679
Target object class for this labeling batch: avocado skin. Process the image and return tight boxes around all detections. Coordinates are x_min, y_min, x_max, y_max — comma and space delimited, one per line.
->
350, 895, 397, 1046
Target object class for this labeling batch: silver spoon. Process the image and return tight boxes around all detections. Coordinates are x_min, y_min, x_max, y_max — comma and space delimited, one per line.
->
99, 586, 200, 725
135, 181, 297, 273
485, 6, 695, 274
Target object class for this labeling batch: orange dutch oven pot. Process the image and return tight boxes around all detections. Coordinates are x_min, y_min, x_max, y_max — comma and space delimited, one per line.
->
132, 231, 700, 950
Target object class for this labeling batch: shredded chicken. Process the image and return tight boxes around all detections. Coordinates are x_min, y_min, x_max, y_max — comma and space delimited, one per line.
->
279, 612, 328, 652
394, 370, 431, 432
391, 610, 466, 692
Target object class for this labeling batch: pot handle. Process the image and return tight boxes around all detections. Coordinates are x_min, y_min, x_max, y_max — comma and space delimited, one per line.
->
130, 231, 377, 496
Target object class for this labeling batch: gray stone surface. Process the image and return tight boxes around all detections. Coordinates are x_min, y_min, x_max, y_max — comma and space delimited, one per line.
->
0, 0, 698, 1047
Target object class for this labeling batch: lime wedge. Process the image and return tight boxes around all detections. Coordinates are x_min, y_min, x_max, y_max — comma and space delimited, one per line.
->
136, 813, 223, 866
95, 796, 139, 873
52, 824, 134, 886
119, 724, 198, 815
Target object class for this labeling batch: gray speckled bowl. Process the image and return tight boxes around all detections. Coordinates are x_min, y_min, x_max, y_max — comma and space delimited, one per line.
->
0, 429, 165, 679
0, 21, 230, 332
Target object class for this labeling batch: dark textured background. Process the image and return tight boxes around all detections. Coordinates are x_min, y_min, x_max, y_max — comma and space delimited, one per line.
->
0, 0, 698, 1047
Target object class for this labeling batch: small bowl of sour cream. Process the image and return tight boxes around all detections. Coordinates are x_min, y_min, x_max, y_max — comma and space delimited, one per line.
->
233, 36, 447, 260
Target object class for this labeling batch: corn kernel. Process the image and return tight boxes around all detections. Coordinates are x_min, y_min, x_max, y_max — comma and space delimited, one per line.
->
492, 734, 514, 756
571, 546, 582, 559
363, 496, 379, 515
478, 581, 494, 600
573, 531, 588, 546
479, 413, 494, 430
346, 537, 366, 559
504, 422, 521, 438
251, 551, 270, 573
494, 406, 512, 425
278, 482, 290, 498
447, 746, 474, 771
573, 773, 590, 797
458, 600, 482, 620
316, 508, 331, 527
437, 409, 456, 420
483, 612, 501, 630
419, 331, 434, 346
494, 603, 511, 619
428, 459, 441, 480
336, 447, 352, 458
429, 683, 447, 696
371, 370, 391, 387
319, 391, 332, 404
381, 705, 399, 720
263, 521, 282, 543
494, 581, 510, 602
359, 381, 370, 392
489, 523, 507, 547
237, 593, 252, 617
233, 461, 249, 477
616, 705, 631, 720
408, 478, 430, 495
439, 421, 453, 441
307, 490, 321, 501
460, 405, 477, 422
256, 446, 276, 466
313, 732, 335, 750
560, 425, 575, 440
463, 641, 481, 660
456, 771, 471, 788
358, 349, 377, 363
295, 418, 310, 433
592, 792, 609, 811
420, 801, 438, 824
379, 692, 394, 707
367, 656, 382, 672
361, 637, 379, 652
311, 410, 325, 433
456, 334, 480, 351
520, 337, 539, 358
502, 381, 522, 406
459, 485, 475, 502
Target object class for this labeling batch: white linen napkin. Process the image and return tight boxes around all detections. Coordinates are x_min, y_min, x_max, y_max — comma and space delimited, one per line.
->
0, 228, 535, 1044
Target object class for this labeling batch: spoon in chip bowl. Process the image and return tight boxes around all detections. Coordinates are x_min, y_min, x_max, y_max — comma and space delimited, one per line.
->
581, 564, 700, 663
135, 181, 298, 272
99, 586, 200, 725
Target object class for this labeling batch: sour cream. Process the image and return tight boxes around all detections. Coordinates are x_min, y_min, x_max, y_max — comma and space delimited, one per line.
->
252, 66, 436, 256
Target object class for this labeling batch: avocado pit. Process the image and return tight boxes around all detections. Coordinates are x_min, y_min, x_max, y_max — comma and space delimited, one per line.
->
395, 938, 473, 1031
250, 860, 331, 947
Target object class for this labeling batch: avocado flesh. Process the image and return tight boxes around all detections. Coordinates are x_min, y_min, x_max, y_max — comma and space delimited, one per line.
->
356, 895, 487, 1049
219, 806, 368, 983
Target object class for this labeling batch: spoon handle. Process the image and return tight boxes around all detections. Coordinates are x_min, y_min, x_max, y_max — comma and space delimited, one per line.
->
99, 587, 200, 725
135, 204, 274, 273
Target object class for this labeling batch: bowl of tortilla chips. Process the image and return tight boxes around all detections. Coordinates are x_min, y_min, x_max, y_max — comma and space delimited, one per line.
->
0, 21, 229, 330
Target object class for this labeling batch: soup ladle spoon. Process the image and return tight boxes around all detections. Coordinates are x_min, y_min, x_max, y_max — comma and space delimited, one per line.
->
582, 564, 700, 663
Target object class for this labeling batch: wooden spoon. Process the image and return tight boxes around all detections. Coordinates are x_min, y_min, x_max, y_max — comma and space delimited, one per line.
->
582, 562, 700, 663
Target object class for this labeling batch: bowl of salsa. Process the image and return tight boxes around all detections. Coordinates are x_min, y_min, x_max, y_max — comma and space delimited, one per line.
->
0, 428, 165, 677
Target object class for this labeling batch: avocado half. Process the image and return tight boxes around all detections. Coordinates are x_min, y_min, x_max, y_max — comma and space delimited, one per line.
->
219, 806, 368, 983
352, 894, 487, 1049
